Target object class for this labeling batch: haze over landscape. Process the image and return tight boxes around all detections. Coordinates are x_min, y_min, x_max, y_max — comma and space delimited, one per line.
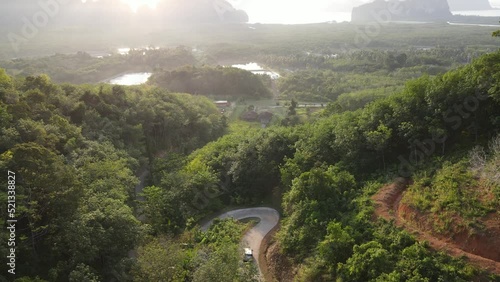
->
0, 0, 499, 281
1, 0, 500, 27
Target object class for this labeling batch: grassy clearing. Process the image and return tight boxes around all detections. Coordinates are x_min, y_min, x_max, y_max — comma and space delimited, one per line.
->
402, 136, 500, 234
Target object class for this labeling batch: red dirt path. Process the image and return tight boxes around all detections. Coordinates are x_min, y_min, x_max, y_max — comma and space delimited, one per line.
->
372, 178, 500, 275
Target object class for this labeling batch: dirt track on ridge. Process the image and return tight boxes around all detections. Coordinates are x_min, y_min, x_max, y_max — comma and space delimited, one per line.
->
372, 178, 500, 275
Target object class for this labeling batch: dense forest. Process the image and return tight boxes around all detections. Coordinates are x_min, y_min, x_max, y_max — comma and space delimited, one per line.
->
0, 68, 227, 280
1, 12, 500, 280
149, 66, 273, 99
138, 49, 499, 281
0, 47, 197, 84
1, 41, 499, 281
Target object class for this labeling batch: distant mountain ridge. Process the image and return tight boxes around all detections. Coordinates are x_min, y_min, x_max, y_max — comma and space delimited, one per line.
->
352, 0, 453, 22
0, 0, 249, 29
447, 0, 493, 11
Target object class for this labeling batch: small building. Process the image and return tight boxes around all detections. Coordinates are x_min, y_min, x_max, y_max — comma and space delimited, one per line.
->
215, 100, 230, 108
241, 110, 259, 122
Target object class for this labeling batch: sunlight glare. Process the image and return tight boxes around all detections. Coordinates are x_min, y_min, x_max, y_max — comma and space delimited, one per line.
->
229, 0, 356, 24
121, 0, 160, 12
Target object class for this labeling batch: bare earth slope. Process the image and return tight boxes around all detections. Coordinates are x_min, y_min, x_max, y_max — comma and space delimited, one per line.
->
372, 178, 500, 275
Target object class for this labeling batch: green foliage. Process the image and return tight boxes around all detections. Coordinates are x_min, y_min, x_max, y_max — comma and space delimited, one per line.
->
318, 222, 355, 266
329, 86, 401, 114
289, 170, 492, 281
131, 89, 226, 154
0, 70, 226, 280
278, 166, 356, 258
0, 68, 13, 102
1, 47, 196, 84
193, 219, 258, 282
193, 245, 241, 282
403, 146, 498, 234
201, 218, 246, 247
406, 162, 475, 213
381, 236, 479, 282
2, 24, 500, 282
281, 49, 500, 178
339, 241, 392, 281
68, 264, 101, 282
275, 47, 482, 107
0, 143, 83, 278
141, 125, 300, 234
136, 48, 500, 281
150, 66, 272, 99
133, 219, 257, 282
365, 123, 392, 170
274, 48, 500, 279
279, 69, 402, 102
13, 278, 48, 282
133, 237, 189, 282
289, 231, 479, 282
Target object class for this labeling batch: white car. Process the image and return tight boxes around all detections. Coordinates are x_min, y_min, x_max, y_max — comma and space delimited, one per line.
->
243, 248, 253, 262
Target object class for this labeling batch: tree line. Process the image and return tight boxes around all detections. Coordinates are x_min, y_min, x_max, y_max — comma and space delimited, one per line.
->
0, 68, 226, 281
1, 47, 500, 281
149, 65, 273, 99
142, 50, 500, 281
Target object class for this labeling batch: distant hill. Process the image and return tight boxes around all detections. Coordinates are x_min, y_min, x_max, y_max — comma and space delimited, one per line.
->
352, 0, 452, 22
447, 0, 493, 11
0, 0, 248, 29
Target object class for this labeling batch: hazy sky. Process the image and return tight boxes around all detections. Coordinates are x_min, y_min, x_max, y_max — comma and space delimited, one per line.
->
118, 0, 500, 23
231, 0, 500, 23
227, 0, 500, 12
227, 0, 368, 23
113, 0, 370, 23
120, 0, 161, 12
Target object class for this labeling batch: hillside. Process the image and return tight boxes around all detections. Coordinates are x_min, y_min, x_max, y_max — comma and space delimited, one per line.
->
0, 70, 229, 279
352, 0, 498, 23
2, 21, 500, 281
260, 51, 500, 281
149, 66, 273, 99
398, 141, 500, 266
352, 0, 452, 22
0, 0, 248, 29
373, 172, 499, 274
448, 0, 493, 11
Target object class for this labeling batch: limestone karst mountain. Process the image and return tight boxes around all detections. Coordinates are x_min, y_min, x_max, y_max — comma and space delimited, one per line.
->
352, 0, 452, 22
0, 0, 248, 29
447, 0, 493, 11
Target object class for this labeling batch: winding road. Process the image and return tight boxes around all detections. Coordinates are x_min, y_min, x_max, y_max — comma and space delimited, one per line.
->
201, 207, 280, 279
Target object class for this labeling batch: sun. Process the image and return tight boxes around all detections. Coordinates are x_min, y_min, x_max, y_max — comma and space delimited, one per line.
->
120, 0, 160, 12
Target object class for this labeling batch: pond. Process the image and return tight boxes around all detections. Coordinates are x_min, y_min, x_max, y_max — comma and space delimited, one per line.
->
109, 72, 152, 86
231, 63, 280, 79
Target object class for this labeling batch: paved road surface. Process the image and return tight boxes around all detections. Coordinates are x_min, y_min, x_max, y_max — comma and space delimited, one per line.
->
201, 207, 280, 278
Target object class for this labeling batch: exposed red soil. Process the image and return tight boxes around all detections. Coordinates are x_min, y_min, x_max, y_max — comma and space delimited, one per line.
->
259, 223, 281, 282
372, 178, 500, 275
265, 240, 298, 282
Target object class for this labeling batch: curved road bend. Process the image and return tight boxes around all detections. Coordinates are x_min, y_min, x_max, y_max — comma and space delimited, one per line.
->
201, 207, 280, 278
